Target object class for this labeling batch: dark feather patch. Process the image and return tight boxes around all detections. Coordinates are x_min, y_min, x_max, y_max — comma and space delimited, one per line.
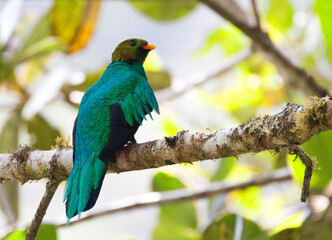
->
98, 103, 139, 163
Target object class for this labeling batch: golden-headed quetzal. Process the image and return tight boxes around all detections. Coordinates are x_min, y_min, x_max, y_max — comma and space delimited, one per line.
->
64, 38, 159, 222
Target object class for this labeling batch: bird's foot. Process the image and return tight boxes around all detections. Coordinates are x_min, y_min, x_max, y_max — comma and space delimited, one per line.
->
124, 138, 137, 147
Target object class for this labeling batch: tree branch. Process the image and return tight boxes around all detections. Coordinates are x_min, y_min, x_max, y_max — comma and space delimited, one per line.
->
202, 0, 329, 97
52, 168, 292, 227
0, 97, 331, 183
25, 180, 61, 240
251, 0, 261, 31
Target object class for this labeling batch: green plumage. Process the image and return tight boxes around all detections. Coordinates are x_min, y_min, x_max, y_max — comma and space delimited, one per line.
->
64, 39, 159, 222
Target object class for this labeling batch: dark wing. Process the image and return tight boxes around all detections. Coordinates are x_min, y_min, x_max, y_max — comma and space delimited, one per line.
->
98, 102, 140, 163
85, 103, 140, 212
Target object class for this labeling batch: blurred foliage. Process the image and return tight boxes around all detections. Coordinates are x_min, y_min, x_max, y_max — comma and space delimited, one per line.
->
14, 37, 64, 64
0, 0, 103, 150
152, 172, 200, 240
0, 0, 100, 232
0, 110, 20, 153
50, 0, 101, 53
203, 214, 268, 240
27, 114, 61, 150
269, 210, 307, 237
208, 55, 283, 122
265, 0, 294, 32
146, 71, 171, 91
2, 224, 57, 240
315, 0, 332, 50
271, 213, 332, 240
144, 51, 171, 90
1, 0, 332, 239
211, 157, 236, 182
230, 186, 262, 217
0, 110, 21, 221
315, 0, 332, 64
130, 0, 198, 21
162, 116, 181, 136
198, 26, 249, 56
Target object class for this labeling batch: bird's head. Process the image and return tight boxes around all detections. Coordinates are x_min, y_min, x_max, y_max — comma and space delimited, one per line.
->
112, 38, 156, 65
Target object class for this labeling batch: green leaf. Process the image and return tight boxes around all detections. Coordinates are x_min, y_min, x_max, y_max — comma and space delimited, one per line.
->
265, 0, 294, 31
26, 114, 61, 150
50, 0, 101, 53
146, 71, 171, 91
316, 0, 332, 50
2, 224, 57, 240
198, 26, 248, 56
287, 130, 332, 188
0, 110, 20, 152
130, 0, 198, 21
14, 37, 64, 64
153, 171, 186, 192
273, 214, 332, 240
161, 117, 181, 136
211, 157, 236, 182
1, 229, 26, 240
270, 228, 299, 240
269, 208, 306, 236
153, 218, 201, 240
152, 172, 199, 240
20, 14, 52, 51
203, 214, 268, 240
35, 224, 57, 240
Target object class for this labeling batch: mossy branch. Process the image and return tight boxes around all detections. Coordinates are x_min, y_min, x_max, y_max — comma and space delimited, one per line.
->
0, 97, 331, 200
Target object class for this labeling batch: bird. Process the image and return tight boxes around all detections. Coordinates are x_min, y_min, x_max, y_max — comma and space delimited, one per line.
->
63, 38, 159, 222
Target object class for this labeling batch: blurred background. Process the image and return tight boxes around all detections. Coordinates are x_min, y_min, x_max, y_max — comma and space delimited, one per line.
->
1, 0, 332, 239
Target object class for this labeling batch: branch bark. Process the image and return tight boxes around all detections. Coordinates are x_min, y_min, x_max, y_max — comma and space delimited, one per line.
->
251, 0, 261, 31
0, 97, 331, 182
202, 0, 329, 97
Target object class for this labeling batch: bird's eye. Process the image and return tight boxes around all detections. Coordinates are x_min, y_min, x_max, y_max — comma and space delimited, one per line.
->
129, 40, 136, 47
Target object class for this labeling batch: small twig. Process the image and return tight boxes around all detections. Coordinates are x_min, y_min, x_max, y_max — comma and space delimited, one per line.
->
53, 168, 292, 227
288, 146, 314, 202
251, 0, 261, 31
25, 180, 61, 240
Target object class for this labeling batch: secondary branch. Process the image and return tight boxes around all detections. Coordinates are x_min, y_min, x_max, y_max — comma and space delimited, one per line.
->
25, 180, 61, 240
203, 0, 329, 97
53, 168, 292, 227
